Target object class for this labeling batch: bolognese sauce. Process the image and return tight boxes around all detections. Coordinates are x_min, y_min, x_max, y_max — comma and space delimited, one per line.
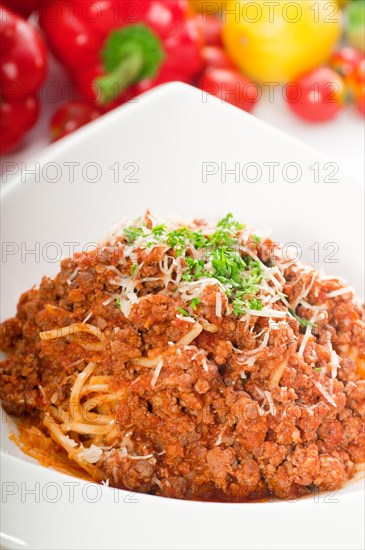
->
1, 212, 364, 502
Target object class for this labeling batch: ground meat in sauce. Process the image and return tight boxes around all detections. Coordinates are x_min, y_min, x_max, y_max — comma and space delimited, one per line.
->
0, 214, 364, 502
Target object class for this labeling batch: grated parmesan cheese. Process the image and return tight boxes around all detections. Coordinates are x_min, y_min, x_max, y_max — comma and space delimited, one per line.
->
178, 278, 226, 302
264, 391, 276, 416
328, 340, 341, 378
151, 359, 163, 388
327, 286, 354, 298
67, 267, 79, 285
215, 428, 225, 446
313, 381, 337, 407
236, 355, 256, 367
300, 299, 326, 312
82, 311, 93, 324
102, 295, 118, 306
288, 270, 317, 309
298, 323, 313, 358
244, 308, 287, 319
176, 314, 196, 323
246, 330, 270, 356
215, 293, 222, 317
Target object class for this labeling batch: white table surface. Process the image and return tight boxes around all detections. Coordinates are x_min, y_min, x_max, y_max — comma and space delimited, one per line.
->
1, 56, 364, 184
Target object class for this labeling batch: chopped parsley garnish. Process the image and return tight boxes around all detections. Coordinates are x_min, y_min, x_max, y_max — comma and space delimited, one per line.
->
289, 308, 316, 327
177, 306, 190, 317
252, 234, 261, 244
209, 215, 244, 248
166, 228, 208, 257
248, 297, 264, 311
233, 295, 264, 317
180, 217, 264, 316
190, 297, 201, 310
151, 224, 166, 238
181, 257, 207, 281
123, 226, 144, 244
122, 214, 264, 317
217, 212, 245, 232
131, 265, 138, 277
115, 297, 121, 309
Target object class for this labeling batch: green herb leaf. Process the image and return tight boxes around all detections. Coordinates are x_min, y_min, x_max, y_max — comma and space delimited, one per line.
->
217, 213, 245, 232
123, 226, 144, 244
122, 214, 264, 318
248, 297, 264, 311
177, 307, 190, 317
289, 308, 316, 327
190, 298, 201, 311
151, 224, 166, 238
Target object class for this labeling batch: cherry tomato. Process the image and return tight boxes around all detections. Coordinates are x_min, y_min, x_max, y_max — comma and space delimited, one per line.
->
199, 68, 260, 113
330, 47, 365, 116
201, 46, 235, 70
349, 59, 365, 115
193, 14, 222, 46
50, 101, 101, 141
285, 67, 345, 122
330, 47, 364, 79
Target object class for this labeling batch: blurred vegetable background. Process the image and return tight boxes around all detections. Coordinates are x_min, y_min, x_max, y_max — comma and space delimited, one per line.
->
0, 0, 364, 157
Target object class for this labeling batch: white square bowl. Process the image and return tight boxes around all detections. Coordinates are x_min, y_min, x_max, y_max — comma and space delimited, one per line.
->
1, 83, 364, 550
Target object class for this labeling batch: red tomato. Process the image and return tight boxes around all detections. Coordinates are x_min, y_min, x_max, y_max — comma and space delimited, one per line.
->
50, 101, 101, 141
346, 59, 365, 116
356, 95, 365, 115
0, 97, 39, 154
193, 14, 222, 46
330, 47, 365, 116
199, 68, 260, 113
201, 46, 235, 70
330, 47, 364, 80
285, 67, 345, 122
2, 0, 41, 17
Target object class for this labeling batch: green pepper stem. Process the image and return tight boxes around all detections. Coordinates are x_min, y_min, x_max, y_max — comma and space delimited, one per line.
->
96, 48, 144, 105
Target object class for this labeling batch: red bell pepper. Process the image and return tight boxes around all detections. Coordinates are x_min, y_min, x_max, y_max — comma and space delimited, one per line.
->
39, 0, 203, 108
50, 101, 102, 141
2, 0, 42, 18
0, 5, 47, 154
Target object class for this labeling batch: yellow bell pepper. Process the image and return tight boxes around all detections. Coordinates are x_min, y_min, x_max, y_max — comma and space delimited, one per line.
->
189, 1, 227, 13
222, 0, 342, 83
188, 1, 209, 12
